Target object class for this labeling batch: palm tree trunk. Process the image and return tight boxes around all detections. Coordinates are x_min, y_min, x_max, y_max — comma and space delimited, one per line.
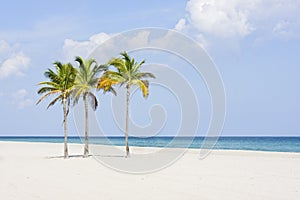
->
83, 94, 89, 158
62, 95, 69, 159
125, 84, 130, 157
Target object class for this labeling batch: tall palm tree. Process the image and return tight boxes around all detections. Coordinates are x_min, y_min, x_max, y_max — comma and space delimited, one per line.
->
73, 56, 106, 158
97, 51, 155, 157
36, 62, 77, 159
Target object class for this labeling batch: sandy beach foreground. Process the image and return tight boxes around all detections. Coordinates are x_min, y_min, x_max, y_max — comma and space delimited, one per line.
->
1, 141, 300, 200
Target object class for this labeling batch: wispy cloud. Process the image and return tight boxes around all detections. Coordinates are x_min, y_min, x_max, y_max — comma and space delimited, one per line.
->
0, 16, 80, 43
0, 40, 31, 79
272, 20, 296, 39
175, 19, 187, 31
0, 40, 12, 58
13, 89, 33, 109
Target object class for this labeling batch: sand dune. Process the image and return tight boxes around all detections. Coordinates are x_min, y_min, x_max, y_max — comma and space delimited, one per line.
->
0, 141, 300, 200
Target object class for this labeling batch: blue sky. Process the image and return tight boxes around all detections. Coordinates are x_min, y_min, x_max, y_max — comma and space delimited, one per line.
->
0, 0, 299, 136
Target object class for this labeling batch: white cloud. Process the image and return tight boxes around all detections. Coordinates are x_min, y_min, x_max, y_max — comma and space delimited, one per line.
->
62, 32, 110, 62
0, 40, 30, 79
126, 31, 150, 47
0, 52, 30, 79
183, 0, 300, 39
62, 31, 155, 63
186, 0, 255, 38
13, 89, 33, 109
175, 19, 187, 31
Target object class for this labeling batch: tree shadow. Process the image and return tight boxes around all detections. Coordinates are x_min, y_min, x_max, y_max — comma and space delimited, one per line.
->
46, 154, 126, 159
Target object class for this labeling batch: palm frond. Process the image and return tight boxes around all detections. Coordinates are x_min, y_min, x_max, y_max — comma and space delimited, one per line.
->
104, 86, 117, 96
75, 56, 84, 66
97, 71, 126, 92
36, 90, 61, 105
37, 86, 57, 94
132, 60, 145, 73
88, 92, 98, 111
131, 79, 149, 98
101, 51, 155, 98
135, 72, 155, 79
108, 58, 126, 73
120, 51, 131, 65
47, 94, 62, 109
37, 61, 77, 108
73, 56, 104, 110
99, 64, 109, 71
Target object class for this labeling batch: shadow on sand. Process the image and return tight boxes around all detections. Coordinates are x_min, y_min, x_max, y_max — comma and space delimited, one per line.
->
46, 154, 126, 159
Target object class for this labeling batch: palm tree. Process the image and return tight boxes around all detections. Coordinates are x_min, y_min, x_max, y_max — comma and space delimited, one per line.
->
97, 51, 155, 157
73, 56, 106, 158
36, 62, 77, 159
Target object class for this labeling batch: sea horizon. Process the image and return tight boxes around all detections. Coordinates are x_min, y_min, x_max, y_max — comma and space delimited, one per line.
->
1, 136, 299, 153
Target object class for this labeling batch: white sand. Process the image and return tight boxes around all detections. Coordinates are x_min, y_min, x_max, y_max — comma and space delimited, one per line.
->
1, 141, 300, 200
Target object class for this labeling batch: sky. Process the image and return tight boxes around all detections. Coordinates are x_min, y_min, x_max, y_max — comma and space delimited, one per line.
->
0, 0, 299, 137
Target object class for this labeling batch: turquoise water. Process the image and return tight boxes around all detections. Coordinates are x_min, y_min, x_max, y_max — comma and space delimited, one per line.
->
0, 136, 300, 153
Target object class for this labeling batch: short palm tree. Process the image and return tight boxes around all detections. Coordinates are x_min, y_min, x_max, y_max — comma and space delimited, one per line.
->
36, 62, 77, 158
97, 51, 155, 157
73, 56, 106, 157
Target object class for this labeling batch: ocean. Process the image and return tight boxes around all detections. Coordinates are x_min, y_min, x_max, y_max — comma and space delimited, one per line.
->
0, 136, 300, 153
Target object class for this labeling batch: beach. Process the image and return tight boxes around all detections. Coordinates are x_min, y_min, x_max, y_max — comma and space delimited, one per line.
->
1, 141, 300, 200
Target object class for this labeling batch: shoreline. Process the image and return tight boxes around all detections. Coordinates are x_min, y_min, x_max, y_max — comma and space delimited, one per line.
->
1, 138, 300, 154
1, 140, 300, 158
